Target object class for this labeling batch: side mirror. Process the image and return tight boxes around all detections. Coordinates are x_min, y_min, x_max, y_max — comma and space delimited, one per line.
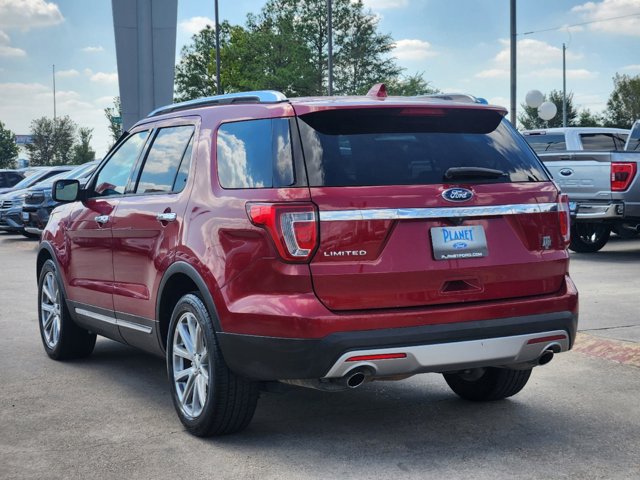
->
53, 179, 81, 202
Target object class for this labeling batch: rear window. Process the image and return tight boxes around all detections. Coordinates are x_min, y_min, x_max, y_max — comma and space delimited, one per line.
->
523, 133, 567, 153
299, 109, 548, 187
216, 118, 294, 189
580, 133, 625, 151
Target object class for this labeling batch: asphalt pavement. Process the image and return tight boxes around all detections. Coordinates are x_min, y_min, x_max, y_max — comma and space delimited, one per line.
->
1, 232, 639, 480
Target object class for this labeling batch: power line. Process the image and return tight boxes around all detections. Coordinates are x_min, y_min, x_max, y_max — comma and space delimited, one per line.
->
521, 12, 640, 36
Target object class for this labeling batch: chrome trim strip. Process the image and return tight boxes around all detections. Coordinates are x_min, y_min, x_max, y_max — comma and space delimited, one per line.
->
322, 330, 570, 378
75, 308, 152, 334
319, 203, 557, 221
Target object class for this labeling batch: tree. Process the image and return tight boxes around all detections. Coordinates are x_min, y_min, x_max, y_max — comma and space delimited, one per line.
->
387, 73, 439, 96
0, 121, 19, 169
518, 90, 577, 129
104, 96, 122, 146
576, 109, 605, 127
604, 73, 640, 129
71, 127, 95, 164
26, 116, 77, 166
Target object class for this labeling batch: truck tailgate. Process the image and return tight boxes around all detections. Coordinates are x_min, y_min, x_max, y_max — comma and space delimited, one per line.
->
541, 152, 611, 203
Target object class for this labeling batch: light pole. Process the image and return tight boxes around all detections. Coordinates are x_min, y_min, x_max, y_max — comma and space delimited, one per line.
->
327, 0, 333, 96
215, 0, 221, 95
562, 43, 567, 127
52, 64, 57, 122
510, 0, 516, 125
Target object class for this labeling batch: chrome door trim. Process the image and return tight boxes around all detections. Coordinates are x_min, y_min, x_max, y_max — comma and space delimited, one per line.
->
75, 307, 153, 334
318, 203, 558, 221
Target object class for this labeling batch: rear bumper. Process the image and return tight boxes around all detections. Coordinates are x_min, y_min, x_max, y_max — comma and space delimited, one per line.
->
218, 310, 578, 381
574, 202, 624, 221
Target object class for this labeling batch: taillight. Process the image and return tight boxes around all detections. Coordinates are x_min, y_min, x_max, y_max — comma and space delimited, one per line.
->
611, 162, 637, 191
558, 193, 571, 248
246, 202, 318, 262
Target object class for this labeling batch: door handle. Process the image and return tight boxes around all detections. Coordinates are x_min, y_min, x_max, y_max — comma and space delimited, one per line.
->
95, 215, 110, 225
156, 212, 177, 223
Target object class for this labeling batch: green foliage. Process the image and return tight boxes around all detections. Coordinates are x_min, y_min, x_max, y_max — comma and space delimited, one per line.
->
174, 0, 421, 100
104, 96, 122, 146
0, 121, 19, 169
604, 73, 640, 129
518, 90, 577, 129
387, 73, 439, 96
576, 109, 605, 127
26, 116, 77, 166
71, 128, 95, 165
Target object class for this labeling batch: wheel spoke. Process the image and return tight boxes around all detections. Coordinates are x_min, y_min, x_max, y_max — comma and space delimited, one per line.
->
41, 303, 54, 313
177, 323, 194, 354
43, 311, 54, 329
173, 345, 192, 361
42, 285, 54, 303
183, 373, 196, 405
174, 367, 192, 381
196, 374, 207, 407
194, 323, 203, 354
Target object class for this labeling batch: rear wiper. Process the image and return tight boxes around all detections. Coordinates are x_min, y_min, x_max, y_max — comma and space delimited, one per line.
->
444, 167, 508, 180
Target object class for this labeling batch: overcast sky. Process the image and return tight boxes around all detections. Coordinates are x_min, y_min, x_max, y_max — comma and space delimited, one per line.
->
1, 0, 639, 158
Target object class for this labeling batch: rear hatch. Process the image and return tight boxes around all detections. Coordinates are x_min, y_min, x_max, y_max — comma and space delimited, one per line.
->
294, 105, 568, 311
541, 152, 612, 204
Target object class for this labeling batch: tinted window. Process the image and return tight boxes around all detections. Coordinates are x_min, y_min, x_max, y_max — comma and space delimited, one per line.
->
299, 110, 548, 187
217, 118, 294, 188
0, 173, 7, 187
523, 134, 567, 153
627, 124, 640, 151
173, 136, 194, 193
135, 126, 194, 194
94, 131, 149, 196
8, 173, 23, 186
580, 133, 617, 151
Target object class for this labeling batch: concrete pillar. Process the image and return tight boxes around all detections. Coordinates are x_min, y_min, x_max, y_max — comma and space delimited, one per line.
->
112, 0, 178, 130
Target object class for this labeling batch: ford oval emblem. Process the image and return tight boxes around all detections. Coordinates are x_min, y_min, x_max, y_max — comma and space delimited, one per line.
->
442, 188, 474, 202
559, 168, 573, 177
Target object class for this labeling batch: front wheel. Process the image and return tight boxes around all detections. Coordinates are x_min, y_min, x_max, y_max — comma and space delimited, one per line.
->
443, 367, 532, 401
569, 222, 611, 253
167, 293, 259, 437
38, 259, 96, 360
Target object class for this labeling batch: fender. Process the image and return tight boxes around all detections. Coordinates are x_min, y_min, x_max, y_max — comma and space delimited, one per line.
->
156, 261, 222, 337
37, 241, 69, 300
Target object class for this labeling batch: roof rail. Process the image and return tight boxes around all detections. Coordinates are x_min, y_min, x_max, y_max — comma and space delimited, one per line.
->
422, 93, 488, 105
147, 90, 288, 117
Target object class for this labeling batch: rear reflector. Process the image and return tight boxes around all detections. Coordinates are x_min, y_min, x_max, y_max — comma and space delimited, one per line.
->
526, 334, 567, 345
247, 202, 318, 263
346, 353, 407, 362
611, 162, 637, 191
558, 193, 571, 248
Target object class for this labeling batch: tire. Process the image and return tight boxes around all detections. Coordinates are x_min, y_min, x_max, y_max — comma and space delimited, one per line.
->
443, 367, 532, 402
166, 293, 259, 437
38, 259, 96, 360
569, 222, 611, 253
612, 224, 639, 239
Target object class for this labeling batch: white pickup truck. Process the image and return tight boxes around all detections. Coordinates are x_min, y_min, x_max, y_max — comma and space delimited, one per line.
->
522, 124, 640, 252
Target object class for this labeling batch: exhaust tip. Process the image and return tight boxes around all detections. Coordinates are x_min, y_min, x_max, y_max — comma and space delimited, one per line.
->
346, 371, 367, 388
538, 349, 554, 366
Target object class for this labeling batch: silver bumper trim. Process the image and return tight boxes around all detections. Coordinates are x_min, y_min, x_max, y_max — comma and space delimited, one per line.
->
575, 203, 623, 220
319, 203, 557, 222
322, 330, 570, 378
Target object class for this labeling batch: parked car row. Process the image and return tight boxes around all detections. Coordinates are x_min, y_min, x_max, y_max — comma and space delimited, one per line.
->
0, 163, 98, 238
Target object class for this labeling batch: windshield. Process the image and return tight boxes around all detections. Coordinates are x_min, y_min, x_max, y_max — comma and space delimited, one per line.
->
9, 170, 52, 190
38, 162, 98, 188
298, 109, 548, 187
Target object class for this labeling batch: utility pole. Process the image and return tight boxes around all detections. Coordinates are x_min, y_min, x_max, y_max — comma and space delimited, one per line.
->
510, 0, 516, 125
327, 0, 333, 96
562, 43, 567, 128
52, 64, 57, 122
214, 0, 221, 95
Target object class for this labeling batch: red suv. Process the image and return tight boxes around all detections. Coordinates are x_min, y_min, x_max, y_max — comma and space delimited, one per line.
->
37, 86, 578, 437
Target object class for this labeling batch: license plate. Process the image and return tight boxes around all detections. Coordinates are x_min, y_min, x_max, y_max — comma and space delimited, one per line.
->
431, 225, 488, 260
22, 212, 29, 221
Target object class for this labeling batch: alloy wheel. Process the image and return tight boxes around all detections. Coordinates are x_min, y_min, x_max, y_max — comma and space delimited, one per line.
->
40, 271, 61, 349
172, 312, 209, 418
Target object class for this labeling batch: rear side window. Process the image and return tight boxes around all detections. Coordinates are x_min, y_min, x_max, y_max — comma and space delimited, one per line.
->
523, 134, 567, 153
216, 118, 294, 189
135, 126, 194, 194
299, 109, 548, 187
580, 133, 619, 151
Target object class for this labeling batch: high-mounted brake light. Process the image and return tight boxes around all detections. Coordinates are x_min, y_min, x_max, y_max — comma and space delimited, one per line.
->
247, 203, 318, 263
611, 162, 636, 191
558, 193, 571, 248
